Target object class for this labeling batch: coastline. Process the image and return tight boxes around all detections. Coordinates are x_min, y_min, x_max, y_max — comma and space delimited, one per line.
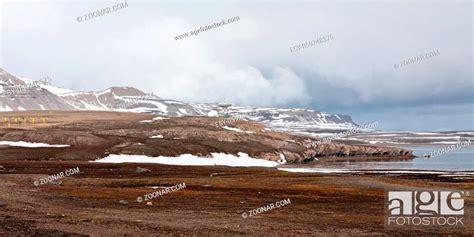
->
0, 111, 472, 235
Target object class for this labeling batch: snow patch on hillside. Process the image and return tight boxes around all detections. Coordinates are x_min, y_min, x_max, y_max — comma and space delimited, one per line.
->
0, 141, 70, 148
93, 152, 279, 167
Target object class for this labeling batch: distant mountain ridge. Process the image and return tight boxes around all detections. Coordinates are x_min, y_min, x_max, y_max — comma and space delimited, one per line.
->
0, 68, 358, 130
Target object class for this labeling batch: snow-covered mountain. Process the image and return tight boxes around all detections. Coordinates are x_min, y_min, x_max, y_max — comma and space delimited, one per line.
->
0, 69, 74, 111
0, 68, 358, 130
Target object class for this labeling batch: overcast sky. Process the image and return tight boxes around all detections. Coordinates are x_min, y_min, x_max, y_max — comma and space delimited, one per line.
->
0, 0, 472, 131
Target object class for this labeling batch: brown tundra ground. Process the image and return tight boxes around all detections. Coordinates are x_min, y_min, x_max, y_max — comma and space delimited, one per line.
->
0, 111, 472, 236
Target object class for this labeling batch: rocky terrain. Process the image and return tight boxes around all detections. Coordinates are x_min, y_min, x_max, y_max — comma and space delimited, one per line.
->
0, 111, 413, 164
0, 111, 469, 235
0, 158, 472, 236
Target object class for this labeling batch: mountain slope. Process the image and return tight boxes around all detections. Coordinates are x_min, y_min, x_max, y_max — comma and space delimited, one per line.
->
0, 68, 358, 130
0, 69, 75, 111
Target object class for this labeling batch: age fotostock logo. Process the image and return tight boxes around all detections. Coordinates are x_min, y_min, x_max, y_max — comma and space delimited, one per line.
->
386, 191, 469, 228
